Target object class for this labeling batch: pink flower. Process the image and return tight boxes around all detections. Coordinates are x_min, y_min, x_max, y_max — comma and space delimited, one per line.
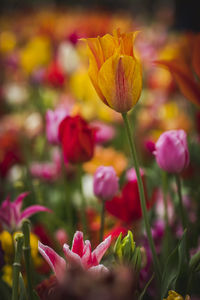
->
46, 109, 68, 144
154, 130, 189, 173
0, 192, 51, 231
38, 231, 111, 280
30, 148, 62, 181
93, 166, 119, 200
91, 121, 116, 144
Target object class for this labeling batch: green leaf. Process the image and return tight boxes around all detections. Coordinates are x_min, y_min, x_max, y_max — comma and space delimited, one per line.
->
33, 290, 41, 300
19, 273, 27, 300
0, 279, 12, 300
138, 273, 155, 300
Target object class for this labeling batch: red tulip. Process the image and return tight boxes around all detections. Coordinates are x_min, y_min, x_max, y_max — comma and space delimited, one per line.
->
59, 115, 95, 164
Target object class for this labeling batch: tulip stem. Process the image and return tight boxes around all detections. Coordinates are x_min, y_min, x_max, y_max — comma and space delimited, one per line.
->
12, 233, 24, 300
78, 165, 88, 237
175, 174, 187, 230
122, 112, 161, 281
100, 199, 105, 242
22, 220, 34, 300
162, 171, 169, 229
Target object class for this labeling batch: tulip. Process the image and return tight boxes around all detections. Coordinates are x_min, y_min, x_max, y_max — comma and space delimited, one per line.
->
46, 109, 68, 144
0, 192, 51, 231
84, 29, 142, 113
93, 166, 119, 201
38, 231, 111, 281
154, 130, 189, 173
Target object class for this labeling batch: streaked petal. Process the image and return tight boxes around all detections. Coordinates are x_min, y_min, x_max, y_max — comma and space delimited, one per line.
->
63, 244, 83, 267
98, 54, 142, 112
13, 192, 29, 224
38, 241, 66, 279
71, 231, 84, 257
92, 235, 111, 264
89, 264, 109, 274
20, 205, 51, 221
156, 60, 200, 108
82, 240, 92, 268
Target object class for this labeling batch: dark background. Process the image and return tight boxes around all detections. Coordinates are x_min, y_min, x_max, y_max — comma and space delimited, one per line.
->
0, 0, 200, 32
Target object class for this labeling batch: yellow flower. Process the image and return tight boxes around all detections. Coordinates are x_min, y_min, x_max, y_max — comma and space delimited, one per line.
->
164, 290, 190, 300
0, 231, 14, 263
84, 29, 142, 113
2, 265, 13, 286
0, 31, 16, 53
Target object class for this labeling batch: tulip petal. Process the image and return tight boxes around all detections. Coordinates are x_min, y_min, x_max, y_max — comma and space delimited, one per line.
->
92, 235, 111, 264
71, 231, 84, 257
98, 54, 142, 112
20, 205, 51, 221
89, 264, 109, 274
82, 240, 93, 268
156, 60, 200, 108
63, 244, 83, 267
38, 241, 66, 279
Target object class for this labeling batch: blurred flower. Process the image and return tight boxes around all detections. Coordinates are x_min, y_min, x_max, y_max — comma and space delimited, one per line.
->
154, 130, 189, 173
106, 168, 150, 224
57, 42, 80, 74
84, 146, 128, 176
164, 290, 190, 300
93, 166, 119, 200
0, 192, 51, 231
0, 31, 16, 53
20, 36, 51, 74
59, 115, 95, 164
55, 229, 68, 247
91, 121, 116, 144
38, 231, 111, 280
3, 83, 28, 105
156, 34, 200, 108
30, 148, 62, 181
24, 112, 43, 138
45, 61, 65, 88
46, 108, 68, 144
84, 29, 142, 113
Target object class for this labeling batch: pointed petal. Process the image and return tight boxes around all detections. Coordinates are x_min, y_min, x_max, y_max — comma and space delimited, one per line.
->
0, 196, 11, 226
14, 192, 29, 211
38, 241, 66, 279
20, 205, 52, 221
89, 264, 109, 274
92, 235, 111, 264
98, 54, 142, 112
71, 231, 84, 257
155, 60, 200, 108
63, 244, 83, 267
82, 240, 92, 269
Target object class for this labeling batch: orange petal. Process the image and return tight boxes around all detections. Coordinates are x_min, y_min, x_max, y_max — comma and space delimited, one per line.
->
98, 34, 117, 61
156, 59, 200, 108
192, 34, 200, 79
98, 54, 142, 113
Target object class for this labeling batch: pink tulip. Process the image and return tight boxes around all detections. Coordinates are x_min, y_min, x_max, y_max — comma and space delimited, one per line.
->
46, 109, 68, 144
91, 121, 116, 144
38, 231, 111, 281
93, 166, 119, 200
0, 192, 51, 231
154, 130, 189, 173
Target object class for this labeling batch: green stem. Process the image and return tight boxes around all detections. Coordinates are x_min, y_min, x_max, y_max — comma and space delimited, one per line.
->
99, 199, 105, 242
175, 174, 187, 230
78, 165, 87, 237
122, 112, 161, 280
12, 233, 24, 300
162, 171, 169, 229
22, 220, 34, 300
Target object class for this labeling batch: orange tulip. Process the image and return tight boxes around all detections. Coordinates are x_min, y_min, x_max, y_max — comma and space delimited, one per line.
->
84, 29, 142, 113
156, 34, 200, 108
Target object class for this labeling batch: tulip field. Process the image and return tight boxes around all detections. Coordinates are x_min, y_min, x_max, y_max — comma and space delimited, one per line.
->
0, 4, 200, 300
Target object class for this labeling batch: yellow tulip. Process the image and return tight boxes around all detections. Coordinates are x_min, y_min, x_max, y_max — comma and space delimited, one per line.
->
164, 290, 190, 300
84, 29, 142, 113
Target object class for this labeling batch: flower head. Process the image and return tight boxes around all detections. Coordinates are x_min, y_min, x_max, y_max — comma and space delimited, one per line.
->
59, 115, 95, 164
38, 231, 111, 281
154, 130, 189, 173
0, 192, 51, 231
46, 109, 68, 144
93, 166, 119, 200
84, 29, 142, 113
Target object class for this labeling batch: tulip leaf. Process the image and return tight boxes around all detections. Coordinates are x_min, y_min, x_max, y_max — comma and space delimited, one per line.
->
161, 231, 187, 298
19, 273, 27, 300
0, 279, 11, 300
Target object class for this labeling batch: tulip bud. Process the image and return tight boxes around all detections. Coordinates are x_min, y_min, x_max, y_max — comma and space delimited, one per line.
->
93, 166, 119, 201
154, 130, 189, 173
114, 231, 141, 274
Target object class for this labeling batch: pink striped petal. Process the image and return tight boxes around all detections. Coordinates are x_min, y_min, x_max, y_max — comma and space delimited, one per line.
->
71, 231, 84, 257
38, 241, 66, 280
14, 192, 29, 212
82, 240, 92, 268
92, 235, 111, 264
20, 205, 52, 222
63, 244, 83, 267
89, 264, 109, 274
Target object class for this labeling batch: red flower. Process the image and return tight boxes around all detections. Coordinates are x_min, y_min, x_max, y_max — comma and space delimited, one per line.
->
105, 170, 151, 224
59, 115, 95, 164
45, 61, 65, 88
